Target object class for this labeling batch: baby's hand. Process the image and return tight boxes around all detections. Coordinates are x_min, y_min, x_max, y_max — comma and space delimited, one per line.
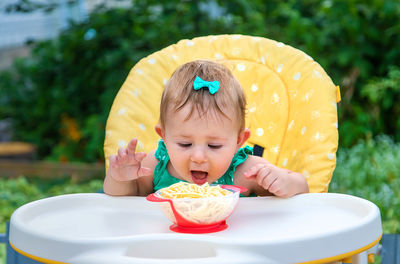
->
108, 138, 152, 181
243, 163, 296, 198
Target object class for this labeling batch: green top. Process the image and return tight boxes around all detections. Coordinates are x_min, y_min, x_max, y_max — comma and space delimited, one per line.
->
153, 139, 253, 191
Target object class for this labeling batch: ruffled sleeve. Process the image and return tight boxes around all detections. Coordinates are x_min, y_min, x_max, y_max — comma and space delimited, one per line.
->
230, 146, 254, 197
229, 145, 253, 174
154, 139, 168, 162
214, 145, 253, 186
153, 139, 170, 188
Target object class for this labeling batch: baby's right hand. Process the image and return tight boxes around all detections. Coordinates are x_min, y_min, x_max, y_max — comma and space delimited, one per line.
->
108, 138, 153, 181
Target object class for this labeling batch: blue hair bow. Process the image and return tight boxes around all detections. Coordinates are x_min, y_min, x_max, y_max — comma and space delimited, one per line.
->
193, 76, 220, 95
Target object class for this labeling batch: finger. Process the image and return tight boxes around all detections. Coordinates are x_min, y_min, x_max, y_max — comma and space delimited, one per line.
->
109, 155, 117, 167
257, 173, 265, 187
118, 147, 125, 157
257, 167, 271, 187
244, 163, 265, 178
267, 177, 279, 193
135, 152, 147, 162
269, 180, 283, 196
263, 170, 277, 190
138, 167, 153, 177
126, 138, 138, 154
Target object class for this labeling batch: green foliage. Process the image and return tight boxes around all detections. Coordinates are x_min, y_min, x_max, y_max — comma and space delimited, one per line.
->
0, 245, 3, 264
0, 176, 103, 232
0, 0, 236, 161
0, 176, 103, 263
1, 0, 400, 161
361, 66, 400, 142
330, 135, 400, 233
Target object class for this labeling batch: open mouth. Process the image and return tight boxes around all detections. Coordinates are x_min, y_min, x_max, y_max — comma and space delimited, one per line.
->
191, 170, 208, 185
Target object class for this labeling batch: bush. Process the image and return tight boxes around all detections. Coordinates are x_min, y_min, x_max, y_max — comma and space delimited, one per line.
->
0, 0, 243, 162
0, 176, 103, 232
1, 0, 400, 161
330, 135, 400, 233
0, 176, 103, 264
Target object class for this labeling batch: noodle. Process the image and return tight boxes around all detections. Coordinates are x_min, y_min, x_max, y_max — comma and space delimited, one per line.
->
159, 182, 231, 199
157, 182, 238, 224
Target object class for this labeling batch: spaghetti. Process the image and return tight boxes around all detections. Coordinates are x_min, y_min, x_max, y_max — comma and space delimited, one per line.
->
157, 182, 238, 225
159, 182, 231, 199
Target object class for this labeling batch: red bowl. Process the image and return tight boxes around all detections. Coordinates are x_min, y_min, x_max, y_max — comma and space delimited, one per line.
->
147, 185, 246, 233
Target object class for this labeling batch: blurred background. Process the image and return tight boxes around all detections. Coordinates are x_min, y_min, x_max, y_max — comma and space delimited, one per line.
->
0, 0, 399, 262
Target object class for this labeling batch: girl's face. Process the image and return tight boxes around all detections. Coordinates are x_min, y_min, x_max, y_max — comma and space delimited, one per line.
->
156, 104, 249, 185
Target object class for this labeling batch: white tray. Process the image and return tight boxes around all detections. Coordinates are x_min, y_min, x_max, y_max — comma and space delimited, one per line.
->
10, 193, 382, 263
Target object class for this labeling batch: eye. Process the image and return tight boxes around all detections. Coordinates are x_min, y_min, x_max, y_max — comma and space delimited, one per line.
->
178, 143, 192, 148
208, 144, 222, 149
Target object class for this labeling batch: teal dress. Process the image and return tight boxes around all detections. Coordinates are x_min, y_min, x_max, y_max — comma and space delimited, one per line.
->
153, 140, 253, 191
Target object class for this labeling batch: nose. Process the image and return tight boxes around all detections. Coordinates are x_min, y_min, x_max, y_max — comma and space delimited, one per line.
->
190, 146, 207, 164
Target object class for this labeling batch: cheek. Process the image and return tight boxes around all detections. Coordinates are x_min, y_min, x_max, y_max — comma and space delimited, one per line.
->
169, 150, 187, 169
210, 152, 235, 174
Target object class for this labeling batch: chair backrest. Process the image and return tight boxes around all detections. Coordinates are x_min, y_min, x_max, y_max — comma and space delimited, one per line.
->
104, 34, 340, 193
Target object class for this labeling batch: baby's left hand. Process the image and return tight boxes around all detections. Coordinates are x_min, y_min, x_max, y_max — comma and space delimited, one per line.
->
243, 163, 304, 198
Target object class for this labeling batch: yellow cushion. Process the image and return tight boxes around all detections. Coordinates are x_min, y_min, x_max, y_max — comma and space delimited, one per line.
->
104, 34, 339, 193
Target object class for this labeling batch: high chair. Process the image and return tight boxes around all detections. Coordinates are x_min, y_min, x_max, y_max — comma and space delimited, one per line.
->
7, 35, 382, 264
104, 34, 341, 193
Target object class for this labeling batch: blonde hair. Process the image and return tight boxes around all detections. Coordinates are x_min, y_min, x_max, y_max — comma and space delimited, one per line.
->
160, 60, 246, 132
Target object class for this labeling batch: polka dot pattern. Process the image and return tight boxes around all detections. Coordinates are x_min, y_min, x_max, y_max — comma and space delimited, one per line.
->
118, 108, 126, 115
276, 64, 284, 73
237, 64, 246, 71
256, 128, 264, 137
118, 140, 126, 148
251, 84, 258, 92
104, 35, 339, 193
135, 69, 144, 75
293, 72, 301, 80
215, 53, 223, 59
